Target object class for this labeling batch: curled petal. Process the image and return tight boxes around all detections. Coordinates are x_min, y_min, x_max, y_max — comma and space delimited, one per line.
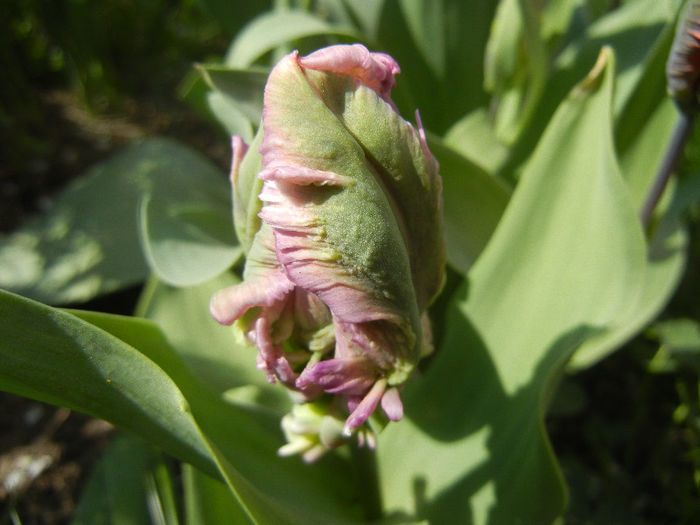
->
230, 135, 249, 187
296, 358, 375, 395
299, 44, 400, 103
252, 315, 296, 386
343, 378, 387, 435
259, 166, 354, 187
209, 272, 293, 326
380, 386, 404, 421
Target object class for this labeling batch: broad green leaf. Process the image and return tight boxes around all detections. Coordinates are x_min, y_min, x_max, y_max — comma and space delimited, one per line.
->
341, 0, 385, 41
570, 31, 690, 369
483, 0, 522, 96
224, 9, 361, 68
399, 0, 446, 78
378, 48, 647, 523
501, 0, 674, 179
133, 140, 238, 288
649, 318, 700, 375
569, 167, 693, 369
551, 0, 675, 118
138, 193, 240, 288
179, 389, 362, 525
69, 298, 363, 524
563, 97, 686, 370
0, 138, 227, 304
540, 0, 584, 49
183, 464, 251, 525
146, 452, 181, 525
198, 66, 268, 124
614, 4, 678, 157
648, 318, 700, 375
654, 318, 700, 354
377, 0, 498, 133
444, 108, 509, 175
0, 289, 216, 477
578, 12, 690, 370
619, 98, 678, 209
205, 91, 254, 142
484, 0, 548, 144
71, 433, 154, 525
72, 433, 180, 525
429, 134, 511, 275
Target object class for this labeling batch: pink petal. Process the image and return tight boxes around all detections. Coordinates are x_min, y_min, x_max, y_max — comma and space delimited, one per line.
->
209, 272, 293, 325
296, 358, 375, 395
343, 378, 387, 434
380, 386, 404, 421
299, 44, 400, 102
230, 135, 249, 187
259, 166, 354, 186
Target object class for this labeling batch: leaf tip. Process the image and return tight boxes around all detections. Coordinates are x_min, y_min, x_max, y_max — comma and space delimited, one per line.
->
575, 46, 614, 96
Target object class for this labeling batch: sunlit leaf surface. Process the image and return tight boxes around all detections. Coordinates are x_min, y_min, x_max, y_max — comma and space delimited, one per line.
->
377, 48, 647, 524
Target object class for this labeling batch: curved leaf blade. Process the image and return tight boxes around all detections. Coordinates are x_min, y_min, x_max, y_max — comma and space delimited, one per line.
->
198, 66, 268, 124
0, 138, 228, 304
224, 10, 361, 68
138, 195, 241, 288
183, 464, 251, 525
377, 48, 647, 524
0, 289, 216, 477
429, 134, 511, 275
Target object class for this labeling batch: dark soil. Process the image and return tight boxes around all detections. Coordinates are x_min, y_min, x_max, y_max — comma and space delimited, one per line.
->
0, 393, 113, 525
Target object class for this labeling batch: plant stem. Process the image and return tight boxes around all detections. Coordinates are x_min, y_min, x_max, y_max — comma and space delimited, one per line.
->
640, 110, 695, 229
351, 442, 382, 522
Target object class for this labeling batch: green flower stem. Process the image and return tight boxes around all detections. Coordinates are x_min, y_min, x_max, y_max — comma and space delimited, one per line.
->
640, 110, 695, 228
351, 443, 382, 522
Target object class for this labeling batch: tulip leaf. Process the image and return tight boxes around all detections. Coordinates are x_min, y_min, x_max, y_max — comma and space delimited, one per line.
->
119, 291, 363, 524
198, 66, 268, 124
22, 287, 365, 525
501, 0, 674, 178
342, 0, 385, 41
0, 138, 228, 305
206, 91, 255, 142
176, 385, 362, 525
71, 433, 165, 525
569, 2, 687, 369
429, 135, 511, 275
224, 9, 361, 68
377, 48, 647, 523
138, 194, 241, 288
569, 170, 694, 370
132, 140, 240, 288
443, 108, 509, 175
614, 4, 678, 156
377, 0, 498, 133
0, 288, 217, 477
183, 464, 251, 525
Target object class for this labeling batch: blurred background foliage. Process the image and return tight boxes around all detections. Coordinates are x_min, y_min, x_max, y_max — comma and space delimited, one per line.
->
1, 0, 700, 523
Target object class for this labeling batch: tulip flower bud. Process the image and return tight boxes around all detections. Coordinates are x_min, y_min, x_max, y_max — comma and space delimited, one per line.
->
210, 44, 445, 458
667, 0, 700, 111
